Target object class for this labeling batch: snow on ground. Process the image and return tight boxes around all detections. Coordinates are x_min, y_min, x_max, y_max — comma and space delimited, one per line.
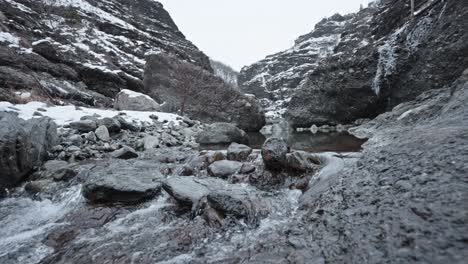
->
0, 101, 181, 126
120, 89, 154, 100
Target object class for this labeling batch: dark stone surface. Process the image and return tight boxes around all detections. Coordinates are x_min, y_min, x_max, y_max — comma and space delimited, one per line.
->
196, 123, 249, 145
0, 112, 32, 188
82, 159, 162, 204
226, 143, 252, 161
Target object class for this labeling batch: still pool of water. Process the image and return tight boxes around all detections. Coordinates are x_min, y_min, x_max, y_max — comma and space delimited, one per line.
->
201, 122, 367, 153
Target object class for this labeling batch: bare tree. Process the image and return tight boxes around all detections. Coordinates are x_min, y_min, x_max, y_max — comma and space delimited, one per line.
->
176, 63, 217, 116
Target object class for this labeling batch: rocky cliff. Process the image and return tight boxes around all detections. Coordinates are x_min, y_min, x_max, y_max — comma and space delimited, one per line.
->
237, 12, 359, 120
0, 0, 211, 106
287, 0, 468, 127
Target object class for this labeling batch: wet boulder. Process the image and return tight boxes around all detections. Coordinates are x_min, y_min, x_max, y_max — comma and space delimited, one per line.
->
162, 176, 215, 206
207, 189, 266, 224
208, 160, 243, 178
163, 176, 268, 224
114, 89, 161, 111
41, 160, 77, 181
227, 143, 252, 161
261, 138, 289, 170
285, 151, 321, 172
196, 123, 249, 145
82, 160, 162, 204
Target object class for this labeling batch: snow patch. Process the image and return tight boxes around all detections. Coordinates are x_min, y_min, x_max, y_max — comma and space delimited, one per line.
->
0, 101, 182, 126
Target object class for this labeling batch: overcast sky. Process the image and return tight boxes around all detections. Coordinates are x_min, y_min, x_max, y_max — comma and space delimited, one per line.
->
158, 0, 372, 71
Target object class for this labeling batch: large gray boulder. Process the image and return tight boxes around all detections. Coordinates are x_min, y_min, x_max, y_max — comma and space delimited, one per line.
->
0, 113, 58, 189
0, 112, 33, 188
227, 143, 252, 161
82, 160, 163, 204
196, 123, 249, 145
114, 89, 161, 111
208, 160, 243, 178
143, 53, 265, 131
162, 176, 268, 223
24, 116, 59, 166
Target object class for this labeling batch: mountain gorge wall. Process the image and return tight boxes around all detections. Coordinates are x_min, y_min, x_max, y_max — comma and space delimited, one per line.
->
239, 0, 468, 126
0, 0, 211, 106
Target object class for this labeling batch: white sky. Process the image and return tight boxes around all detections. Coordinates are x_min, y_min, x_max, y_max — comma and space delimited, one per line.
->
158, 0, 372, 71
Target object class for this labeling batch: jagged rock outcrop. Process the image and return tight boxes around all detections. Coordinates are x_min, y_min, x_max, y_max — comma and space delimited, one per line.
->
0, 112, 58, 189
0, 0, 211, 106
287, 0, 468, 127
144, 53, 265, 131
238, 13, 354, 120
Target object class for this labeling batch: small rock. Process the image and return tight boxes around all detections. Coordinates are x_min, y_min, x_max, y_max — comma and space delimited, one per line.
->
84, 131, 97, 142
111, 146, 139, 159
240, 163, 256, 174
97, 118, 121, 133
227, 143, 252, 161
143, 135, 160, 150
95, 125, 110, 142
70, 120, 97, 133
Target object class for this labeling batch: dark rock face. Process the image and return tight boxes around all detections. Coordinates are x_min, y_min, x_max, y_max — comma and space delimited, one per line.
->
238, 13, 353, 120
144, 53, 265, 132
287, 0, 468, 127
196, 123, 249, 145
24, 116, 59, 166
0, 0, 211, 106
0, 113, 58, 189
0, 113, 33, 188
82, 160, 162, 204
261, 138, 289, 170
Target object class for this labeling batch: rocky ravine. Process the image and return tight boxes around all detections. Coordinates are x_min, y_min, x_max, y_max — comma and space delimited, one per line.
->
239, 0, 468, 125
0, 69, 466, 264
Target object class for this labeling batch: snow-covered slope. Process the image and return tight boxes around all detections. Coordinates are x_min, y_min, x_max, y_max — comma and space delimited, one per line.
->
0, 0, 211, 106
210, 59, 239, 89
238, 13, 354, 120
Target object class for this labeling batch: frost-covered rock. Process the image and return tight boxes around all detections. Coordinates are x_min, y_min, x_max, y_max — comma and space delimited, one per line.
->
114, 89, 161, 112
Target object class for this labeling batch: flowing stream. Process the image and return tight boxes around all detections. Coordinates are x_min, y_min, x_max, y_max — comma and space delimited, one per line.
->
0, 121, 366, 263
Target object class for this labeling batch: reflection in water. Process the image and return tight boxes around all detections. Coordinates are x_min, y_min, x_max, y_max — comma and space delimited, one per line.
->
249, 131, 367, 152
201, 121, 367, 153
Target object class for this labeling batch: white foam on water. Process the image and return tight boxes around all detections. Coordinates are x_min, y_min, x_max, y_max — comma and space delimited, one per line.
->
0, 186, 83, 264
